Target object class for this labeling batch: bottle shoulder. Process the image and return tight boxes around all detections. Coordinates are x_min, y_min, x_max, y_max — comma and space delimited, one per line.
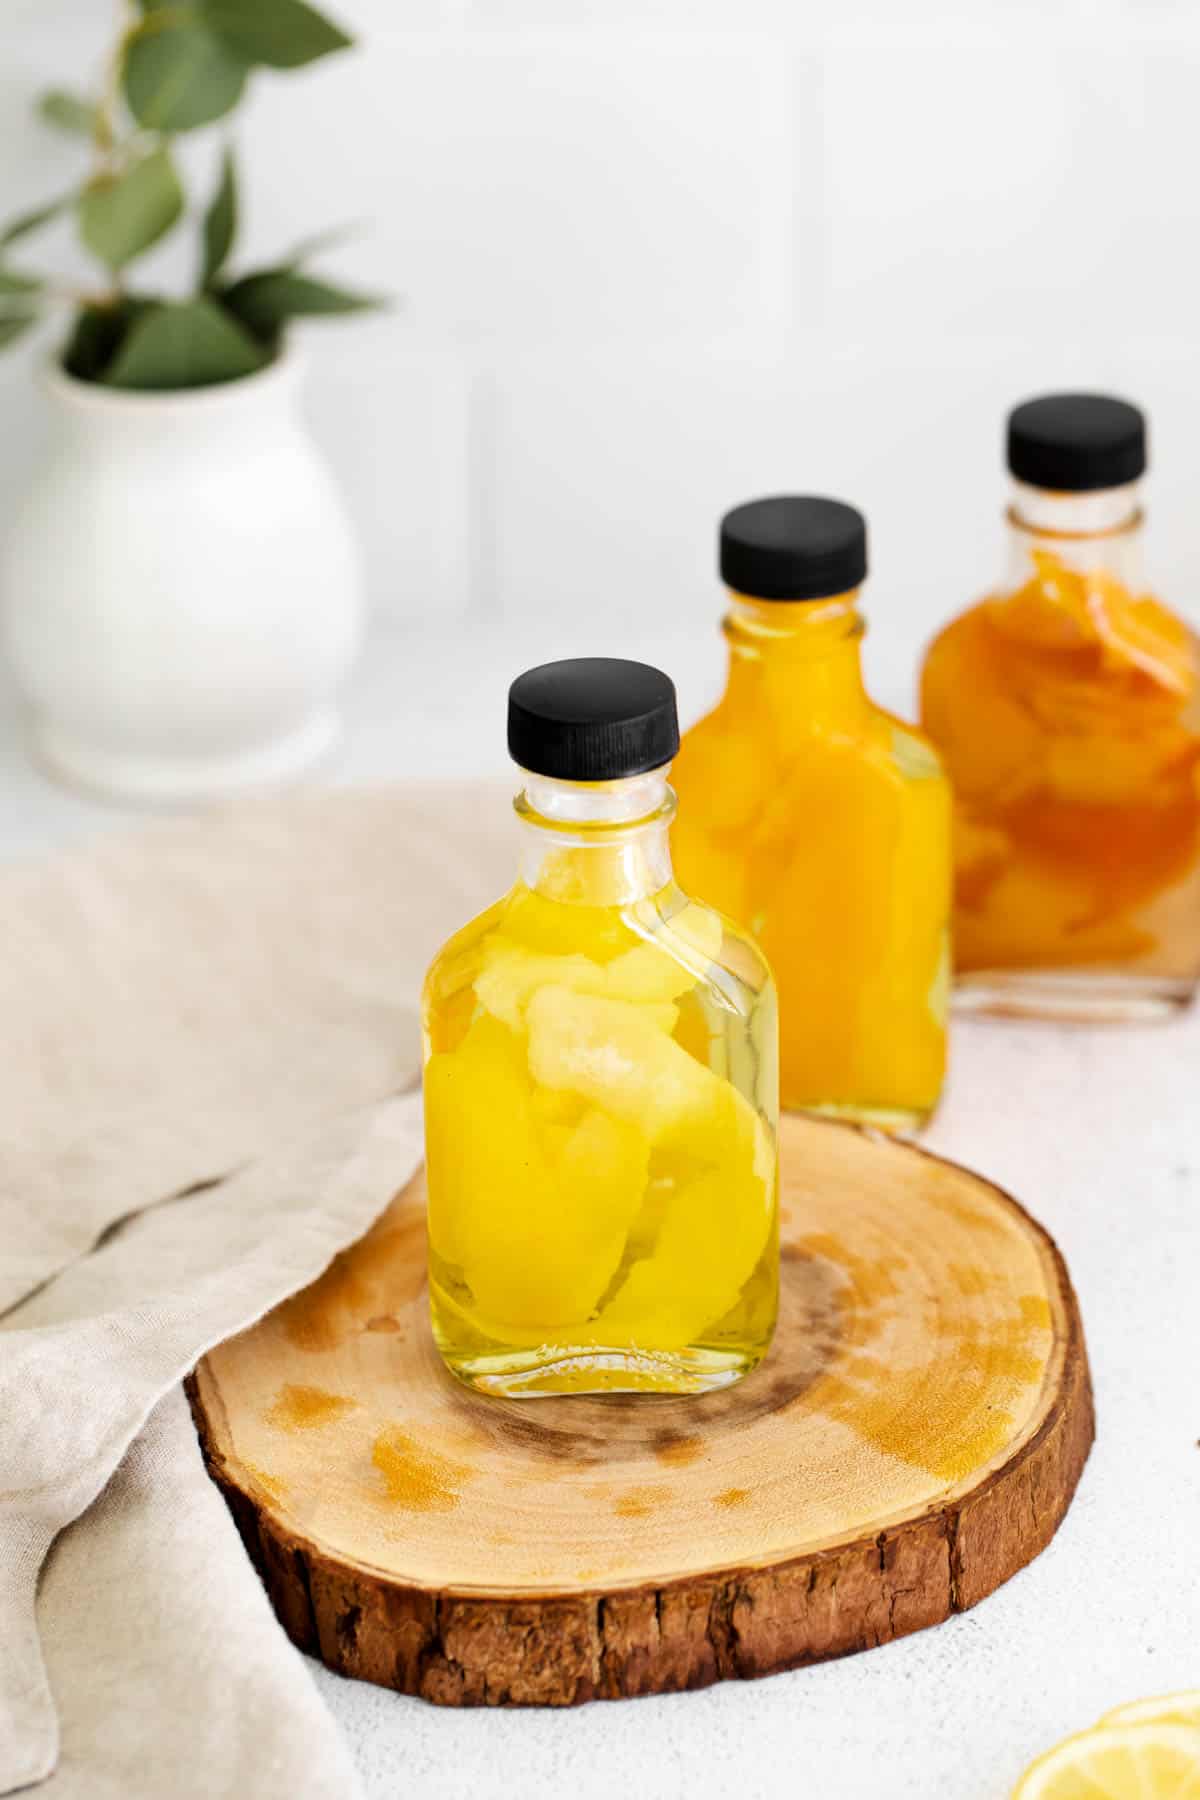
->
678, 678, 946, 793
922, 584, 1200, 714
924, 601, 988, 652
647, 888, 775, 1007
672, 703, 730, 789
865, 702, 950, 788
424, 880, 773, 1025
423, 891, 512, 997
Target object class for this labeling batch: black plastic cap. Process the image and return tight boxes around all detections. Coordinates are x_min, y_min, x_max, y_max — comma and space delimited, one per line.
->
1007, 393, 1147, 492
508, 658, 680, 782
720, 496, 868, 602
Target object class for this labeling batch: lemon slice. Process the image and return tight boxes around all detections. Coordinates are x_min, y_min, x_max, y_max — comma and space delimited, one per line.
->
1102, 1695, 1200, 1732
1012, 1723, 1200, 1798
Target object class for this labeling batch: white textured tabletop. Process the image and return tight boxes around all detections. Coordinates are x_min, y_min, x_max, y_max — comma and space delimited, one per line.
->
4, 625, 1196, 1800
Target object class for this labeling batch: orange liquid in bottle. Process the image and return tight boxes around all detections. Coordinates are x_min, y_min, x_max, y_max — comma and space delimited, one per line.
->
922, 548, 1200, 1015
673, 592, 951, 1130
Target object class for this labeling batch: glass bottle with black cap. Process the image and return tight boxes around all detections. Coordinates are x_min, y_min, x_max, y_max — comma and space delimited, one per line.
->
920, 393, 1200, 1020
671, 496, 952, 1130
421, 657, 779, 1396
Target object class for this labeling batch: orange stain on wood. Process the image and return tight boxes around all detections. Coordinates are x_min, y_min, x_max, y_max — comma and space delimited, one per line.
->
654, 1435, 705, 1468
947, 1262, 992, 1298
614, 1487, 669, 1519
276, 1206, 426, 1352
372, 1427, 473, 1513
799, 1228, 1053, 1485
924, 1184, 1009, 1239
243, 1461, 287, 1505
799, 1231, 904, 1307
266, 1383, 357, 1431
714, 1487, 750, 1509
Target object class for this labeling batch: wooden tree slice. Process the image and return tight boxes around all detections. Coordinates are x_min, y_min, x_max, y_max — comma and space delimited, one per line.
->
188, 1115, 1093, 1706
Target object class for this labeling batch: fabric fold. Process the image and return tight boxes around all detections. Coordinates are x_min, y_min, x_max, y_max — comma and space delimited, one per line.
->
35, 1390, 365, 1800
1, 1091, 425, 1795
1, 784, 513, 1797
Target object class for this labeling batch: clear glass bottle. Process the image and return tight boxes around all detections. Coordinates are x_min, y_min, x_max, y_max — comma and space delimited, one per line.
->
671, 497, 951, 1131
921, 393, 1200, 1020
422, 658, 779, 1397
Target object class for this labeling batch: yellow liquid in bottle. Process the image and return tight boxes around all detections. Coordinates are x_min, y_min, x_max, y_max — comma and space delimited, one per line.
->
422, 790, 779, 1396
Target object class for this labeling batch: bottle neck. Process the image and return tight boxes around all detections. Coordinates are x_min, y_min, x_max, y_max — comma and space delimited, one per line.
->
723, 592, 867, 720
514, 769, 675, 907
1003, 480, 1145, 593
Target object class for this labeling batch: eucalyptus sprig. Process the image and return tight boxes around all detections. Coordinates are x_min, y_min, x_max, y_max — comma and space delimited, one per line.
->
0, 0, 384, 390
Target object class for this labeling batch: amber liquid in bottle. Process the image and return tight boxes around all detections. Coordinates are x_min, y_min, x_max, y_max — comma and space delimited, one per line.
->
921, 481, 1200, 1019
672, 591, 951, 1130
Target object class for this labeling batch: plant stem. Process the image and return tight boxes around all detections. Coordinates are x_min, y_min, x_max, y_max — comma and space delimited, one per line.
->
90, 0, 139, 298
48, 280, 122, 309
93, 5, 124, 162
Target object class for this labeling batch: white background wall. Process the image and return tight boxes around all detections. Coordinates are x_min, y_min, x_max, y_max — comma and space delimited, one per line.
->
3, 0, 1200, 753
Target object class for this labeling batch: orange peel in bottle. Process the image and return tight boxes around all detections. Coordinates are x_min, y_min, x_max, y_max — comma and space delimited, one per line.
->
921, 393, 1200, 1020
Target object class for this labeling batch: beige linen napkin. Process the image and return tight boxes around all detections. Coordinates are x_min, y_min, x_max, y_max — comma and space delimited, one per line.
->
1, 784, 508, 1316
0, 784, 512, 1798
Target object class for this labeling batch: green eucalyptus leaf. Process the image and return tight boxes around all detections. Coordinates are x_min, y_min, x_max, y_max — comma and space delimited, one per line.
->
78, 148, 184, 271
0, 310, 39, 350
205, 0, 352, 70
64, 304, 128, 382
0, 269, 42, 296
103, 296, 269, 390
61, 298, 158, 383
220, 268, 381, 337
0, 194, 70, 249
38, 88, 99, 135
275, 220, 361, 269
124, 16, 249, 132
201, 145, 237, 287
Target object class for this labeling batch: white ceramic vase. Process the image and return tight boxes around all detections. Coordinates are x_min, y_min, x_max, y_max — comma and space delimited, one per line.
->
0, 347, 364, 803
